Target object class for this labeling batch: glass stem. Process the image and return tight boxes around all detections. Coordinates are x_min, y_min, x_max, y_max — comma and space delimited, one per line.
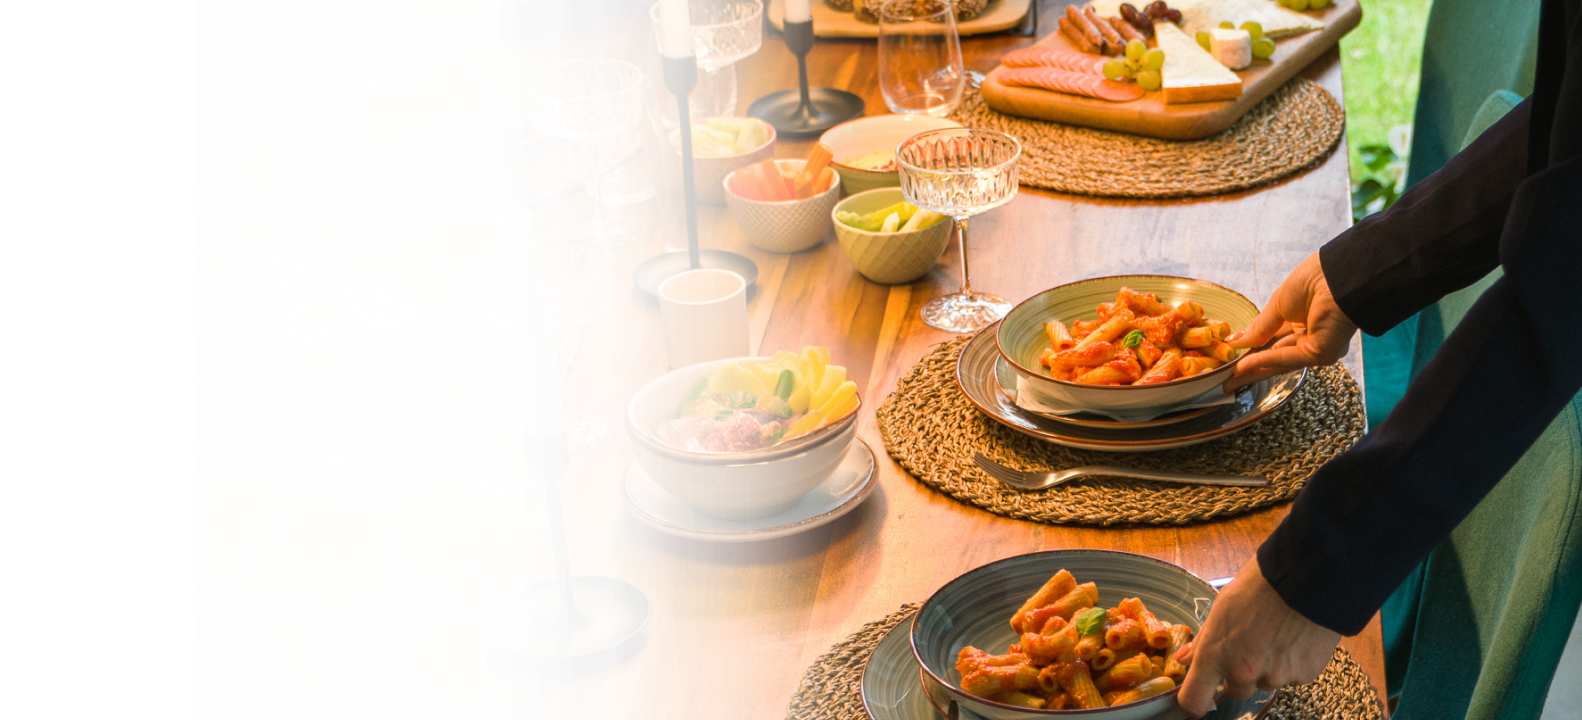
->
374, 500, 401, 582
583, 140, 606, 223
550, 332, 569, 424
955, 216, 972, 296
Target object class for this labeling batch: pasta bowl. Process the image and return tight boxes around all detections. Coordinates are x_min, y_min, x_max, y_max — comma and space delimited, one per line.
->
197, 243, 461, 378
820, 114, 963, 195
911, 550, 1218, 720
625, 357, 859, 520
996, 276, 1261, 420
317, 39, 541, 149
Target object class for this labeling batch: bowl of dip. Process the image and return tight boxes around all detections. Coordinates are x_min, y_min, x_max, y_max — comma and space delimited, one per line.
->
820, 114, 963, 195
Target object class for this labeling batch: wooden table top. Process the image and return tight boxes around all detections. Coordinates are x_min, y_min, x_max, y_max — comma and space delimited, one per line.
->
536, 2, 1383, 717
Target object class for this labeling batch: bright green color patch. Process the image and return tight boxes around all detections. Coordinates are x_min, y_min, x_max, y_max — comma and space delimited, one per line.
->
1340, 0, 1434, 182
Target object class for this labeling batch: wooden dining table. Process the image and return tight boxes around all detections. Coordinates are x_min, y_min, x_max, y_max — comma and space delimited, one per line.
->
543, 2, 1385, 717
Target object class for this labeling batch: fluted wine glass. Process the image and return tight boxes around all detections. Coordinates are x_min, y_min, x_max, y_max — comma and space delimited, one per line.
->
292, 389, 452, 632
471, 235, 613, 449
651, 0, 763, 118
896, 128, 1021, 333
528, 60, 649, 248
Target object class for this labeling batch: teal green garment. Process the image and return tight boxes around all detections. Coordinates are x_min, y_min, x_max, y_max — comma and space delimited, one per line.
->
1378, 270, 1582, 720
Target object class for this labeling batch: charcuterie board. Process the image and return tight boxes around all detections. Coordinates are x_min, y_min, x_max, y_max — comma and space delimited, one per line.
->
981, 0, 1359, 140
767, 0, 1033, 38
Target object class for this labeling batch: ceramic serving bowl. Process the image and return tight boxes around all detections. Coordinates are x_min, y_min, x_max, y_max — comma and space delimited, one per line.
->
317, 39, 541, 151
196, 582, 273, 718
996, 275, 1261, 418
833, 187, 953, 285
723, 159, 843, 253
820, 114, 963, 195
197, 243, 461, 375
675, 121, 777, 205
912, 550, 1218, 720
625, 357, 860, 519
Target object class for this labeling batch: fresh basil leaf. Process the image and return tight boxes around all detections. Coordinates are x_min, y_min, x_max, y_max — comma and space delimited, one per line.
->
1122, 329, 1144, 349
1074, 607, 1107, 637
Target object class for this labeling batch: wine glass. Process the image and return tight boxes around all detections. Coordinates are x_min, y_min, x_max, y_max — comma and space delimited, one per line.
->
528, 60, 649, 249
878, 0, 966, 116
651, 0, 763, 118
896, 128, 1022, 333
294, 389, 455, 632
471, 234, 613, 452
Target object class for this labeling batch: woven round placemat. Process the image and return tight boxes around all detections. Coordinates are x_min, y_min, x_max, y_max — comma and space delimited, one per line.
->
240, 111, 635, 224
785, 604, 1383, 720
948, 79, 1345, 199
197, 330, 582, 477
875, 336, 1365, 526
259, 598, 386, 720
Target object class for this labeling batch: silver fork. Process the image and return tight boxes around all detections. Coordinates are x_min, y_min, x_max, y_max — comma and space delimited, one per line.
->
971, 453, 1269, 491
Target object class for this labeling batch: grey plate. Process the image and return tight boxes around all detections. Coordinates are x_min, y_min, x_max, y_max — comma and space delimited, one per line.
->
256, 607, 330, 720
861, 614, 1275, 720
956, 323, 1306, 452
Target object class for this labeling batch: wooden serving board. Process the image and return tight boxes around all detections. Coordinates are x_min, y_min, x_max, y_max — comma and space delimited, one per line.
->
981, 0, 1360, 140
767, 0, 1033, 38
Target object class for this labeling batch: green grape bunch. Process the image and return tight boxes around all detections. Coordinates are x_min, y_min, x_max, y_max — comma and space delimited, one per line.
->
1276, 0, 1331, 10
1196, 20, 1276, 60
1103, 39, 1166, 92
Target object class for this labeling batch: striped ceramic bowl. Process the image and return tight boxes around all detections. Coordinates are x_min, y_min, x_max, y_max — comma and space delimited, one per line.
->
995, 276, 1260, 419
911, 550, 1217, 720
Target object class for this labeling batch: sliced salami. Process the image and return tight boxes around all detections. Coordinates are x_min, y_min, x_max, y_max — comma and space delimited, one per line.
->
997, 67, 1146, 103
1000, 47, 1107, 76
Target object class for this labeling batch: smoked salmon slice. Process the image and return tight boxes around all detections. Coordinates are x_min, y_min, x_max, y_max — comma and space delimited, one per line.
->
1000, 47, 1108, 76
996, 67, 1145, 103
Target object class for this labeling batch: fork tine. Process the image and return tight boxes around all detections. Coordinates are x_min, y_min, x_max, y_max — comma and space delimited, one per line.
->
972, 454, 1023, 485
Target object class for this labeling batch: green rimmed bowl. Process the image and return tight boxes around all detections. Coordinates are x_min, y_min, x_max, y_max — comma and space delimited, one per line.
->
995, 276, 1260, 419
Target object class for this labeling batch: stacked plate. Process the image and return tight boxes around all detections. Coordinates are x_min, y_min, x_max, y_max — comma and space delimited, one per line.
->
957, 323, 1304, 452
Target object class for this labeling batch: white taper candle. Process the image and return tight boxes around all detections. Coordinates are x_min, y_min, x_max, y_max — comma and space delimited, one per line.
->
785, 0, 811, 23
499, 208, 569, 439
657, 0, 695, 58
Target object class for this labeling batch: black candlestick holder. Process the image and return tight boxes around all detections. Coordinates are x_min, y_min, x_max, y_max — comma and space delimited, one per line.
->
747, 20, 864, 137
634, 54, 759, 296
490, 433, 645, 664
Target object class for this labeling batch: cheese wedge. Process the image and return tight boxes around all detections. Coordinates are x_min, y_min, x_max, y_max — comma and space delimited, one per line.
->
1154, 22, 1244, 104
1180, 0, 1322, 39
1209, 27, 1253, 70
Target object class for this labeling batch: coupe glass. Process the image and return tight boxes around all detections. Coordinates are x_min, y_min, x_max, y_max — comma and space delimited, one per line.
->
878, 0, 966, 117
652, 0, 763, 118
896, 128, 1021, 333
294, 389, 455, 632
471, 237, 613, 452
528, 60, 649, 249
379, 569, 509, 720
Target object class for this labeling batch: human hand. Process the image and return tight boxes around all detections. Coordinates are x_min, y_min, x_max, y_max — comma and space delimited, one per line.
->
1175, 558, 1340, 716
1223, 253, 1358, 393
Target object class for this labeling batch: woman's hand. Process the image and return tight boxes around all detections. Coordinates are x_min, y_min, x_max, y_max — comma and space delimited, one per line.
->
1224, 253, 1358, 392
1175, 559, 1340, 716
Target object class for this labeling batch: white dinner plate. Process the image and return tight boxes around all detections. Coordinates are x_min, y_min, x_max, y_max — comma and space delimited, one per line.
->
622, 438, 877, 542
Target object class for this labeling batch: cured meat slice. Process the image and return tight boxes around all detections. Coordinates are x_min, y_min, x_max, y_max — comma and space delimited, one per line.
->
1000, 47, 1108, 76
996, 67, 1146, 102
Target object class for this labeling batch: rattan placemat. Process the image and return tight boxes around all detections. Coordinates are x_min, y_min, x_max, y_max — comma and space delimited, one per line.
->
785, 604, 1383, 720
947, 79, 1345, 199
876, 336, 1365, 526
237, 113, 632, 224
197, 330, 582, 477
259, 598, 386, 720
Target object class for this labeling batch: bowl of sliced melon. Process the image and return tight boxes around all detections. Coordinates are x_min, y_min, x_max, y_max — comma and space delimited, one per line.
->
625, 346, 861, 519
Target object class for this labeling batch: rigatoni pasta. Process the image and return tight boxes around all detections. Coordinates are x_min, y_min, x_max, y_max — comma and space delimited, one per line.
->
955, 570, 1195, 709
1038, 287, 1240, 386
